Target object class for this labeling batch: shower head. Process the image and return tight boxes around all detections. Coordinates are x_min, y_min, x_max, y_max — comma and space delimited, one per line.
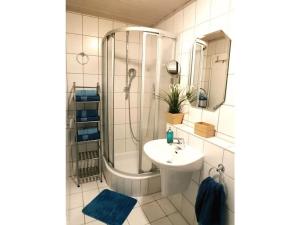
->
128, 68, 136, 78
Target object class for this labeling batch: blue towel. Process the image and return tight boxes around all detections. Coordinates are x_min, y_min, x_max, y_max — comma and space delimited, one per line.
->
77, 128, 100, 142
77, 110, 98, 117
77, 128, 98, 135
77, 116, 99, 122
76, 110, 99, 122
195, 177, 226, 225
75, 89, 100, 102
76, 95, 100, 102
76, 89, 97, 96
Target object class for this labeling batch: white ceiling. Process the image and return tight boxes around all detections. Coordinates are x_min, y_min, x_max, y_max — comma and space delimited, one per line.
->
66, 0, 192, 27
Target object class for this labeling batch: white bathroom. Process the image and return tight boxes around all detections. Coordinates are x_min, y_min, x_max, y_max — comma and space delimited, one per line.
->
1, 1, 300, 225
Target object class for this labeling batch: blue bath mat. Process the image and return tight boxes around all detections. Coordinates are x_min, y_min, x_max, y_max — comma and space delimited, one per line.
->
82, 189, 137, 225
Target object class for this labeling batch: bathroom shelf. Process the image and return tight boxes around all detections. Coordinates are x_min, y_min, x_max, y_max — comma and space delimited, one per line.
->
75, 120, 100, 124
78, 166, 99, 178
75, 100, 100, 103
78, 151, 99, 161
72, 82, 103, 187
76, 138, 101, 144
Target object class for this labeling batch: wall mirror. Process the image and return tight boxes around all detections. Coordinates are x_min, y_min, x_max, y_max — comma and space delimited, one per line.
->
189, 30, 231, 111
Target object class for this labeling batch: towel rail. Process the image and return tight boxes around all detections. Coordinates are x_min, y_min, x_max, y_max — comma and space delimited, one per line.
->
208, 164, 225, 183
208, 163, 227, 197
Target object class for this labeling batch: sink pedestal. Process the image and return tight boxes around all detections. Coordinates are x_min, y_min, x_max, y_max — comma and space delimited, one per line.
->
160, 168, 193, 196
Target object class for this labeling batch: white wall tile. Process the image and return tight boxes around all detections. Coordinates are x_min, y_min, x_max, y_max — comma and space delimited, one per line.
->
224, 175, 234, 212
114, 124, 126, 139
227, 209, 235, 225
203, 141, 224, 167
209, 14, 229, 33
194, 21, 210, 37
211, 0, 230, 18
176, 128, 189, 143
224, 74, 235, 105
173, 10, 184, 34
128, 42, 140, 60
183, 2, 196, 30
83, 36, 98, 56
164, 17, 175, 34
114, 139, 125, 153
83, 55, 98, 74
67, 34, 82, 54
196, 0, 211, 24
223, 150, 234, 178
67, 12, 82, 34
114, 108, 126, 124
217, 105, 235, 137
83, 74, 98, 87
188, 107, 202, 123
199, 162, 211, 184
181, 28, 194, 54
115, 40, 126, 59
67, 54, 83, 73
201, 108, 220, 127
183, 180, 198, 205
126, 138, 138, 152
98, 18, 113, 37
114, 92, 126, 108
67, 73, 83, 92
83, 15, 98, 37
98, 38, 103, 56
188, 134, 204, 152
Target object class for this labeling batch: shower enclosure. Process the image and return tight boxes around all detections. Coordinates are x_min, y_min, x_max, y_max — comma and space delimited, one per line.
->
102, 27, 176, 175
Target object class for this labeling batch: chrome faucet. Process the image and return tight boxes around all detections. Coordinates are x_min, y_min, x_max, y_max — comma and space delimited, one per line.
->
173, 137, 185, 149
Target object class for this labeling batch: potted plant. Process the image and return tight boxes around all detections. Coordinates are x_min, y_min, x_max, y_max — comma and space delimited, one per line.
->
158, 84, 197, 124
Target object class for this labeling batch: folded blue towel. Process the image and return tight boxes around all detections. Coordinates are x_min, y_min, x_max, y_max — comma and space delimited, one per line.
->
76, 89, 97, 96
78, 128, 98, 135
195, 177, 226, 225
76, 95, 100, 102
75, 89, 100, 102
77, 110, 98, 118
77, 116, 99, 122
77, 128, 100, 142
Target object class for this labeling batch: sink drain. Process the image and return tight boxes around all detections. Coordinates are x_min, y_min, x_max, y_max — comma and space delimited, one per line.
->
166, 160, 172, 163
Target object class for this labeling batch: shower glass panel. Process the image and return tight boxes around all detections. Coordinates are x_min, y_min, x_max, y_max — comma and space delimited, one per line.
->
140, 33, 158, 173
102, 27, 176, 175
106, 35, 115, 166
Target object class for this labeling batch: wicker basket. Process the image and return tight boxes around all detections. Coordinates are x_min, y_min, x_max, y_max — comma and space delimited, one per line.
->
194, 122, 215, 138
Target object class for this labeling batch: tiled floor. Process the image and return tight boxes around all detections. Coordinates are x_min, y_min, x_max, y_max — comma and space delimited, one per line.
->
67, 177, 190, 225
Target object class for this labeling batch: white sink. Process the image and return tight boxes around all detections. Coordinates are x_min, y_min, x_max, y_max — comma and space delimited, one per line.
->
144, 139, 204, 196
144, 139, 204, 172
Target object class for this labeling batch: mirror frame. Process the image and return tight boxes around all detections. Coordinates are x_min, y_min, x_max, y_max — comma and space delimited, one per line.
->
188, 30, 231, 111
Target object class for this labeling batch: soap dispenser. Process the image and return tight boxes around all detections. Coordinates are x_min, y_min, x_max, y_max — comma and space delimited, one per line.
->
166, 127, 174, 143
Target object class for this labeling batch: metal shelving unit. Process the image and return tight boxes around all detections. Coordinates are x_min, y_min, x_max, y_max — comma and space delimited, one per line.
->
71, 82, 103, 187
